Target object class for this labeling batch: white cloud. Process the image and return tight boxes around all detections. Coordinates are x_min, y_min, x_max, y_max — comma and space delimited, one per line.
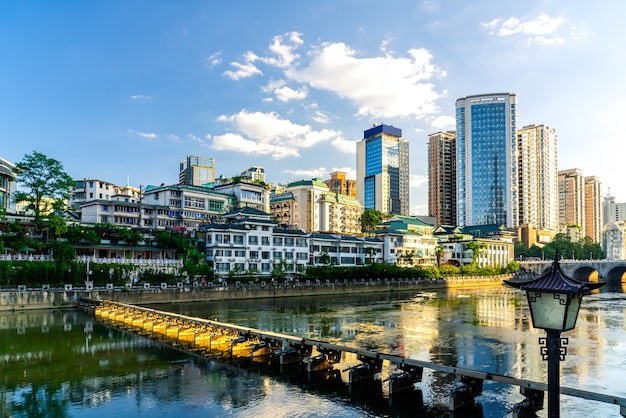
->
211, 110, 341, 159
130, 94, 152, 100
312, 110, 330, 124
223, 61, 263, 80
275, 86, 308, 102
284, 167, 328, 180
286, 43, 444, 119
139, 132, 157, 139
207, 51, 222, 67
482, 14, 566, 45
331, 137, 357, 154
410, 174, 427, 189
430, 115, 455, 130
259, 32, 303, 68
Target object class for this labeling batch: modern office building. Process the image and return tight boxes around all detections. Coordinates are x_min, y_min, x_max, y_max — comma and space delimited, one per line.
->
324, 171, 357, 198
455, 93, 519, 228
427, 131, 456, 227
179, 156, 216, 187
558, 168, 585, 238
517, 124, 559, 233
584, 175, 603, 242
356, 124, 409, 215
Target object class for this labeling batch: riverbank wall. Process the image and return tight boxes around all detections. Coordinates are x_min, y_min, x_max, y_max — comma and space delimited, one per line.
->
0, 275, 511, 311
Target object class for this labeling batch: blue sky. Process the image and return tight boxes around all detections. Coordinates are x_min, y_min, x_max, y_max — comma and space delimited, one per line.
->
1, 1, 625, 215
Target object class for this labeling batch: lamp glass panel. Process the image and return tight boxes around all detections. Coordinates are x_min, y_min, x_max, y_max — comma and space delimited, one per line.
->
526, 291, 568, 331
564, 292, 583, 331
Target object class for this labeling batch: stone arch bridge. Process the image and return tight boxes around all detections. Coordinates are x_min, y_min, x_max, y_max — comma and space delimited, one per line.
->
518, 259, 626, 286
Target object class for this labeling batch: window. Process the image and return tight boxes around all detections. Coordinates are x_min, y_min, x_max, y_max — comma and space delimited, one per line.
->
233, 235, 244, 245
284, 238, 294, 246
249, 236, 258, 245
261, 251, 270, 259
273, 252, 282, 259
273, 237, 283, 246
261, 237, 270, 245
102, 205, 109, 211
249, 251, 258, 258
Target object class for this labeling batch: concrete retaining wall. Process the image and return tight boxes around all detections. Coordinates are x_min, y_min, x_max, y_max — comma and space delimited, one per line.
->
0, 275, 511, 311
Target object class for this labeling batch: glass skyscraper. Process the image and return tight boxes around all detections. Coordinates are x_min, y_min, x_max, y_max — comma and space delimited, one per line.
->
356, 124, 409, 215
456, 93, 518, 228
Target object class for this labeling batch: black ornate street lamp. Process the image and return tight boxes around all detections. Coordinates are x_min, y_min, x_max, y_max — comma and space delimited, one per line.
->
505, 251, 605, 418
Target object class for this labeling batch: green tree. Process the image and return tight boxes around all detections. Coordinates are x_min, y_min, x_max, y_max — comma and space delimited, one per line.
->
434, 245, 444, 267
13, 151, 74, 233
466, 240, 488, 265
360, 209, 383, 231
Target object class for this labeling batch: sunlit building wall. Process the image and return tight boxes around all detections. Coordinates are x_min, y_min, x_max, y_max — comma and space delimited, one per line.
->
427, 131, 456, 227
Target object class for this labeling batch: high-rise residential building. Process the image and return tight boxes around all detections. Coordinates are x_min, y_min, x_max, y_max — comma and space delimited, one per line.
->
179, 156, 216, 187
356, 124, 409, 216
603, 192, 626, 224
584, 175, 602, 242
517, 124, 559, 233
455, 93, 519, 228
324, 171, 357, 198
241, 166, 266, 182
427, 131, 456, 226
558, 168, 585, 236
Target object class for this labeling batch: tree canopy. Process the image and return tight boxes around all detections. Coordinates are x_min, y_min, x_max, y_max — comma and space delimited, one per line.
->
514, 233, 604, 260
360, 209, 383, 231
14, 151, 74, 232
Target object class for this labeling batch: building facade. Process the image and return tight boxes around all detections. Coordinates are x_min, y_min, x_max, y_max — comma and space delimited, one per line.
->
603, 193, 626, 224
270, 179, 362, 235
179, 156, 216, 187
584, 175, 603, 243
558, 168, 585, 238
356, 124, 409, 216
517, 124, 559, 233
0, 157, 17, 213
602, 221, 626, 260
324, 171, 357, 198
427, 131, 456, 227
213, 179, 271, 213
241, 166, 266, 183
456, 93, 519, 228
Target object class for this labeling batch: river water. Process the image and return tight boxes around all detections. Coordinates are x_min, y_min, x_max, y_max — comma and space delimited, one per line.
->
1, 284, 625, 418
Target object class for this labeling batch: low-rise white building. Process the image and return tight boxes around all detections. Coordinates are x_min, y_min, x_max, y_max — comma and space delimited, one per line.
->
603, 221, 626, 260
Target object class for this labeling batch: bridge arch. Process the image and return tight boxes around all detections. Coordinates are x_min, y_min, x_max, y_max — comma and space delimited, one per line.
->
605, 266, 626, 287
570, 266, 600, 283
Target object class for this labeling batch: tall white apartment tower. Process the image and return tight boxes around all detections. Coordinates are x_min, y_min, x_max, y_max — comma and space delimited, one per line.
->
584, 175, 602, 242
517, 124, 559, 232
456, 93, 519, 228
356, 124, 409, 215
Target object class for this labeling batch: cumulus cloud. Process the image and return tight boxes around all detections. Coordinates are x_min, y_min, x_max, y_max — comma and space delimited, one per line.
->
430, 115, 456, 130
224, 33, 445, 122
286, 43, 444, 119
211, 110, 341, 159
139, 132, 157, 139
331, 137, 357, 154
223, 61, 263, 80
207, 51, 222, 67
482, 13, 566, 45
275, 86, 308, 102
284, 167, 328, 180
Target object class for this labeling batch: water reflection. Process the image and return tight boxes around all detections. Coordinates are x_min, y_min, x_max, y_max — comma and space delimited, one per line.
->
1, 285, 625, 417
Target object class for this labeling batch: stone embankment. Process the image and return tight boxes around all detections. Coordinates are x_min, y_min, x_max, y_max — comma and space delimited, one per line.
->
0, 275, 512, 311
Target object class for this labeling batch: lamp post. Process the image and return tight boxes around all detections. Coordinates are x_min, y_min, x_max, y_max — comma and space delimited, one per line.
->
505, 251, 605, 418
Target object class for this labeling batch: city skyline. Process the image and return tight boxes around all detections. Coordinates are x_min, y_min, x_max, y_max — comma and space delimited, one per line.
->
2, 1, 625, 216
